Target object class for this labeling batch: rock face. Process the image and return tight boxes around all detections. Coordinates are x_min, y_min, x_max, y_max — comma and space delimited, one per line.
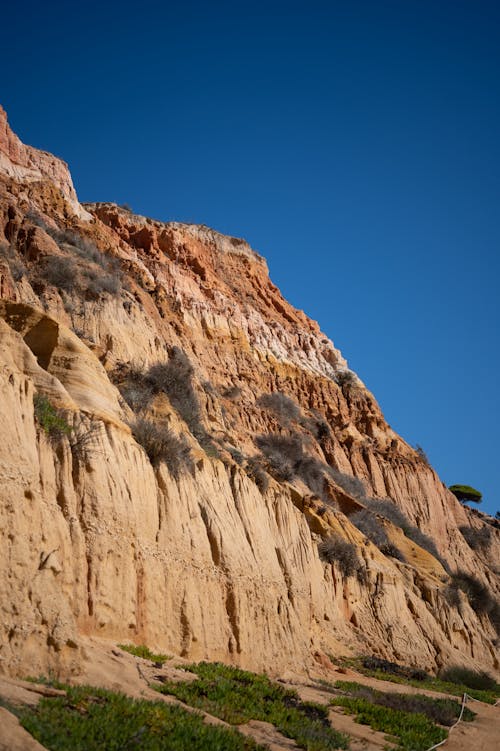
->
0, 105, 498, 680
0, 106, 90, 221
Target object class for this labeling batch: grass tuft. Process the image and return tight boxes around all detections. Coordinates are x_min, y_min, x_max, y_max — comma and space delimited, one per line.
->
118, 643, 171, 663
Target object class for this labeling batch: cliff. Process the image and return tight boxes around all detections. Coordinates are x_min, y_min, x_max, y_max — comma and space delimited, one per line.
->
0, 106, 498, 680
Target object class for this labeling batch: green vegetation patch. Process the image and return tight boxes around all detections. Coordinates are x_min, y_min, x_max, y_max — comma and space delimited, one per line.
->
331, 695, 446, 751
448, 485, 482, 503
118, 643, 171, 663
158, 662, 349, 750
15, 683, 261, 751
334, 681, 475, 725
34, 394, 72, 439
339, 657, 499, 704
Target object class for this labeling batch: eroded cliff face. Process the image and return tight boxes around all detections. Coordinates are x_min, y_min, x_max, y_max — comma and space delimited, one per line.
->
0, 106, 498, 680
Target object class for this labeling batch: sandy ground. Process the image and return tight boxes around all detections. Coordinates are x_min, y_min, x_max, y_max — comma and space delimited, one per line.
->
0, 640, 498, 751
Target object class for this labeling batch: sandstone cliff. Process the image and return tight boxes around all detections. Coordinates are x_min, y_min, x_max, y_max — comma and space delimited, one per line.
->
0, 106, 498, 681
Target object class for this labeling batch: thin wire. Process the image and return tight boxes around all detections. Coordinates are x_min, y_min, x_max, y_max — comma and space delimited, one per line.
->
423, 692, 498, 751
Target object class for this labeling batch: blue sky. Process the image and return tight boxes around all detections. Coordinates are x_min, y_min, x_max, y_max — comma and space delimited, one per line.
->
2, 1, 499, 514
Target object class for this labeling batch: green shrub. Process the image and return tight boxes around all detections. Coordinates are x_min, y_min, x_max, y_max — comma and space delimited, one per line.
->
449, 485, 482, 503
158, 662, 349, 750
15, 683, 261, 750
438, 666, 498, 692
33, 394, 71, 439
318, 536, 361, 577
118, 643, 170, 663
361, 656, 428, 682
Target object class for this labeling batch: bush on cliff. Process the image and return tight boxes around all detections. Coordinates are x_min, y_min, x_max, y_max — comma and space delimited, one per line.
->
131, 418, 193, 477
257, 391, 302, 425
33, 394, 72, 440
363, 497, 447, 569
459, 525, 492, 551
449, 484, 483, 504
318, 535, 361, 577
350, 509, 406, 561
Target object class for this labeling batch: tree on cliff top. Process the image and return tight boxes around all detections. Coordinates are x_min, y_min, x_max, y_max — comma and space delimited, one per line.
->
449, 484, 483, 504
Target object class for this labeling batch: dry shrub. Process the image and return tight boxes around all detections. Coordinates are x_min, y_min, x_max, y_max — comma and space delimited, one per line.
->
42, 255, 78, 291
459, 525, 492, 551
131, 418, 193, 478
362, 656, 428, 682
257, 392, 301, 424
255, 433, 303, 482
350, 509, 406, 562
318, 536, 361, 577
364, 497, 446, 569
329, 469, 366, 499
245, 456, 269, 493
449, 572, 499, 628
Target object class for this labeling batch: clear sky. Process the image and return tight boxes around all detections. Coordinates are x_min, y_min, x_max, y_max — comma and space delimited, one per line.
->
2, 0, 499, 515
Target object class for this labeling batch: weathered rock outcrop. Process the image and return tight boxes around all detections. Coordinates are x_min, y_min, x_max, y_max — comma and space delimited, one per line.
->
0, 106, 498, 680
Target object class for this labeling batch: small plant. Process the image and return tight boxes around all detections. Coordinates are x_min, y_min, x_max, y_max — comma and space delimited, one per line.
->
118, 643, 170, 663
459, 525, 492, 550
351, 508, 389, 548
414, 444, 430, 464
131, 418, 193, 477
334, 369, 359, 390
318, 535, 361, 577
449, 484, 483, 504
361, 656, 428, 682
33, 394, 71, 439
257, 392, 301, 424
